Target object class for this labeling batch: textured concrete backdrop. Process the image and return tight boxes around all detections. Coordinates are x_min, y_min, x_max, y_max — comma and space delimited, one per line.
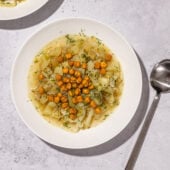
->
0, 0, 170, 170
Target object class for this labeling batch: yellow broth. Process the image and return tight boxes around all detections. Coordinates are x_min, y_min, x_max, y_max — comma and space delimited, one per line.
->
0, 0, 25, 7
28, 34, 123, 132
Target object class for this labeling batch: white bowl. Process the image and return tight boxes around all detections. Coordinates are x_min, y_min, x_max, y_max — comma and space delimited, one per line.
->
0, 0, 48, 20
11, 18, 142, 149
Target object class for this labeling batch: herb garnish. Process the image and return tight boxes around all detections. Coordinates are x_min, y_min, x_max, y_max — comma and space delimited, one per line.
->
65, 34, 75, 43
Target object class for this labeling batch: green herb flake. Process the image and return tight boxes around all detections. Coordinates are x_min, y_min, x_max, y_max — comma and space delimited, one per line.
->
103, 114, 109, 120
34, 59, 39, 63
81, 53, 90, 62
35, 106, 39, 110
96, 38, 102, 46
79, 29, 86, 36
63, 122, 69, 128
65, 34, 75, 43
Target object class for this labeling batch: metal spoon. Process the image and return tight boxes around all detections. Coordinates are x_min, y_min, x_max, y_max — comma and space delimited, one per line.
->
125, 59, 170, 170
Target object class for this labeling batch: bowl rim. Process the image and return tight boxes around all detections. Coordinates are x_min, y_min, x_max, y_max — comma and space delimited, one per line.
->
10, 17, 142, 149
0, 0, 48, 20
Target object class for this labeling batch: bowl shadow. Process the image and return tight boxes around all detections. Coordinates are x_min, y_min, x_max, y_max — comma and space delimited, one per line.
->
0, 0, 64, 30
42, 51, 150, 156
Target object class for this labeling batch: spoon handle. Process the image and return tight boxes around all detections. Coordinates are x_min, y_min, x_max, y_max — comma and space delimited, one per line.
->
125, 92, 161, 170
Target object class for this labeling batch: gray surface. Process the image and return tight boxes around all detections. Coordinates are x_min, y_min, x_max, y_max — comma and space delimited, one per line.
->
0, 0, 170, 170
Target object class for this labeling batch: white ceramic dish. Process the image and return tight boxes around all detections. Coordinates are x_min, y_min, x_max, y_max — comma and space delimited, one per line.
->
0, 0, 48, 20
11, 18, 142, 149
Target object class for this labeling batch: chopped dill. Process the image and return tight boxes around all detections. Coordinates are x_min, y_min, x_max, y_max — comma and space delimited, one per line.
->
81, 53, 90, 62
63, 122, 69, 128
34, 59, 39, 63
96, 38, 102, 46
35, 106, 39, 110
102, 105, 107, 109
103, 114, 109, 120
79, 29, 86, 36
65, 34, 75, 43
114, 101, 119, 105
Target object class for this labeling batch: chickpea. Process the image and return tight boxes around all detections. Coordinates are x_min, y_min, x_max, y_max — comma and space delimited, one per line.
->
68, 60, 74, 66
38, 73, 44, 80
90, 100, 97, 108
63, 67, 69, 74
38, 87, 44, 94
100, 69, 106, 75
76, 96, 83, 103
95, 107, 102, 114
60, 85, 67, 92
69, 108, 77, 114
65, 53, 72, 59
72, 98, 77, 104
68, 90, 74, 97
61, 96, 68, 103
75, 88, 81, 95
57, 56, 64, 63
84, 75, 90, 81
84, 96, 91, 104
56, 74, 62, 81
105, 54, 112, 61
74, 61, 81, 68
76, 77, 82, 84
69, 69, 75, 75
72, 83, 77, 88
70, 76, 76, 83
82, 79, 87, 85
100, 61, 107, 68
57, 81, 63, 87
54, 96, 60, 103
82, 63, 87, 69
79, 84, 84, 89
61, 102, 69, 109
57, 93, 62, 97
82, 80, 89, 87
88, 84, 94, 90
84, 83, 89, 88
48, 95, 54, 102
69, 114, 77, 120
63, 77, 70, 83
66, 83, 72, 90
94, 62, 101, 69
82, 88, 89, 94
74, 70, 81, 77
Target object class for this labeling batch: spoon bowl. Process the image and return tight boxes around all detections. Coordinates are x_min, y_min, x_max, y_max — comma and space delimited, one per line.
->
151, 59, 170, 93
